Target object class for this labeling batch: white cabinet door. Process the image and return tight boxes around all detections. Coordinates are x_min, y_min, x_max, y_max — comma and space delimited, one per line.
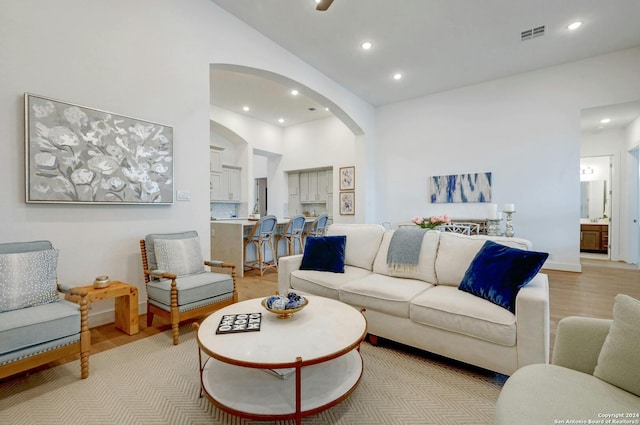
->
220, 168, 230, 200
299, 172, 310, 202
318, 171, 328, 202
210, 172, 222, 200
288, 195, 299, 216
308, 171, 319, 201
288, 172, 299, 196
228, 168, 241, 202
210, 147, 223, 173
325, 169, 333, 194
212, 166, 241, 202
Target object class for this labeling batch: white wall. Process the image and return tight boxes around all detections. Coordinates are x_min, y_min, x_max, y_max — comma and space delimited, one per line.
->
627, 116, 640, 150
210, 111, 358, 221
376, 47, 640, 271
282, 117, 357, 222
0, 0, 375, 324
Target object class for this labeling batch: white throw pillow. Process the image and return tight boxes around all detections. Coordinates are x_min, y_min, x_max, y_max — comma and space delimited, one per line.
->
153, 237, 205, 277
593, 294, 640, 397
0, 249, 59, 313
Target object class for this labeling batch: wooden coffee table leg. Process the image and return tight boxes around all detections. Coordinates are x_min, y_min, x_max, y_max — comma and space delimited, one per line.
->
114, 286, 139, 335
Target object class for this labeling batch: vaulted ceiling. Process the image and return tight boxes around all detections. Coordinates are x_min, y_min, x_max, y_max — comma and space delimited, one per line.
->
210, 0, 640, 128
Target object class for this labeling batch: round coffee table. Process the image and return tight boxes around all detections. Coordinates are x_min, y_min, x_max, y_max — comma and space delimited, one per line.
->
196, 295, 367, 424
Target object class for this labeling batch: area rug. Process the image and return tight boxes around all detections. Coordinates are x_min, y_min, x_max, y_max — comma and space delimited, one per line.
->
0, 326, 504, 424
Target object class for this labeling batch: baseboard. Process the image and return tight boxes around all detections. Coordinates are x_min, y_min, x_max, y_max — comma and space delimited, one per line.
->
541, 261, 582, 273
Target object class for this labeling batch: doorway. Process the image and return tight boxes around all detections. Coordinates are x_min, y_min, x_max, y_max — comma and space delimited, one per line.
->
580, 155, 612, 261
255, 177, 267, 217
629, 147, 639, 268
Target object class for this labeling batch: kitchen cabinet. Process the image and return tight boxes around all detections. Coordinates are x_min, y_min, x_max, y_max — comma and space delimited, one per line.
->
288, 172, 299, 196
210, 146, 224, 201
210, 146, 223, 173
580, 224, 608, 253
212, 165, 241, 202
288, 168, 332, 216
300, 170, 327, 203
210, 172, 222, 200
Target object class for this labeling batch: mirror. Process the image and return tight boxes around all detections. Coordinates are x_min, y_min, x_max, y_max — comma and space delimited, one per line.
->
580, 180, 609, 220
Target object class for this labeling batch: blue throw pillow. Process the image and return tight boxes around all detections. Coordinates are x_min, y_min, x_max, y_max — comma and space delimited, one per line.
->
459, 240, 548, 313
300, 236, 346, 273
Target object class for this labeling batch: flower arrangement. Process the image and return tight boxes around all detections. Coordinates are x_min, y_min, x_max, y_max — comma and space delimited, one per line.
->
412, 214, 451, 229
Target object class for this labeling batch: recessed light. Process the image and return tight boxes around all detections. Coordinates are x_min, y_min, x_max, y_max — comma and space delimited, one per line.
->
600, 118, 611, 124
290, 89, 299, 96
392, 73, 403, 80
361, 41, 372, 50
242, 106, 250, 112
324, 107, 330, 111
278, 118, 285, 123
568, 21, 582, 30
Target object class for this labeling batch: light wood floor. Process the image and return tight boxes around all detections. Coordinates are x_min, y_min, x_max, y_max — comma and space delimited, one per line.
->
45, 260, 640, 372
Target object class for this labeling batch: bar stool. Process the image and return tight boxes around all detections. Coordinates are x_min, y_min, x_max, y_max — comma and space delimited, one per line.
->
244, 215, 278, 276
304, 213, 329, 245
277, 214, 306, 258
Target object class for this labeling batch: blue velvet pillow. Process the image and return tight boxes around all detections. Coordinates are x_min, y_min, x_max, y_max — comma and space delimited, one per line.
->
300, 236, 346, 273
459, 240, 548, 313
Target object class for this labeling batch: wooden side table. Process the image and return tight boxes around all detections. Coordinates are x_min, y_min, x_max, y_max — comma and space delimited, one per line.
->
65, 281, 139, 335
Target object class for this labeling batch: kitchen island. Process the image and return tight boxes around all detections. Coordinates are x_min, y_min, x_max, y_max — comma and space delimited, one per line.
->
210, 218, 317, 277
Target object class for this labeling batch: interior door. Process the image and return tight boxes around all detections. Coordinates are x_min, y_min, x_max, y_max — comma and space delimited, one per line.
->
256, 177, 267, 216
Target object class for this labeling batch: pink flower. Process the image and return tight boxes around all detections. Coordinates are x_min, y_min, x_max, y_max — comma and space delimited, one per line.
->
413, 214, 450, 229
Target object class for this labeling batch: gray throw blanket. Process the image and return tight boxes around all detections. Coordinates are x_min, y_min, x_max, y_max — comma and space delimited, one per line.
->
386, 227, 427, 271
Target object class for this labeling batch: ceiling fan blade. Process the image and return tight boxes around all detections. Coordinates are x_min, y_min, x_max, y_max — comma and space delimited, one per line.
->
316, 0, 334, 11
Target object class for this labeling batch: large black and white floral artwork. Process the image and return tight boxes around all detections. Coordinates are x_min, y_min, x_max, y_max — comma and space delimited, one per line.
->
25, 93, 173, 204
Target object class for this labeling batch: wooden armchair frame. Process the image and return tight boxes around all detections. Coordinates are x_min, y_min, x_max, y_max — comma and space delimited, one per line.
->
140, 239, 238, 345
0, 287, 90, 380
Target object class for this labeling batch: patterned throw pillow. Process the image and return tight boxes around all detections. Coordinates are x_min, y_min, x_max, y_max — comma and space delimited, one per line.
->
0, 249, 59, 313
153, 237, 205, 277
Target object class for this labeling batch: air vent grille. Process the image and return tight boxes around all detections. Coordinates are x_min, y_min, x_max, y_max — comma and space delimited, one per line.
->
521, 25, 545, 41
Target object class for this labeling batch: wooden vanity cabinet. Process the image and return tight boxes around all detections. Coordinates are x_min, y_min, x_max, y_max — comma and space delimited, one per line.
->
580, 224, 608, 253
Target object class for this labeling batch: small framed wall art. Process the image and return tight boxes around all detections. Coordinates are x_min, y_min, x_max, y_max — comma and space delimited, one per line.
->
339, 191, 355, 215
339, 166, 355, 191
25, 93, 174, 204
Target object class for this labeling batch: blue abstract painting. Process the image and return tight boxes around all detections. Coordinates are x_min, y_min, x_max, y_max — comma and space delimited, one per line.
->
430, 172, 492, 203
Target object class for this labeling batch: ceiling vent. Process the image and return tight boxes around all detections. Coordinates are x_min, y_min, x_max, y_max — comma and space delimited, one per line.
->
521, 25, 545, 41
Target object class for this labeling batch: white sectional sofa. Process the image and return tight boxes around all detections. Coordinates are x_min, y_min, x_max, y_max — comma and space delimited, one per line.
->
278, 224, 550, 375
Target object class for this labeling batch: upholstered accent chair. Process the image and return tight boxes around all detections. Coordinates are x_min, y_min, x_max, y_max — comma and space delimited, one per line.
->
140, 231, 237, 345
495, 298, 640, 424
0, 240, 90, 380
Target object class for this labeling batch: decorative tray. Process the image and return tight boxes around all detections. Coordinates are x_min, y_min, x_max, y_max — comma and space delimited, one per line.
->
216, 313, 262, 334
